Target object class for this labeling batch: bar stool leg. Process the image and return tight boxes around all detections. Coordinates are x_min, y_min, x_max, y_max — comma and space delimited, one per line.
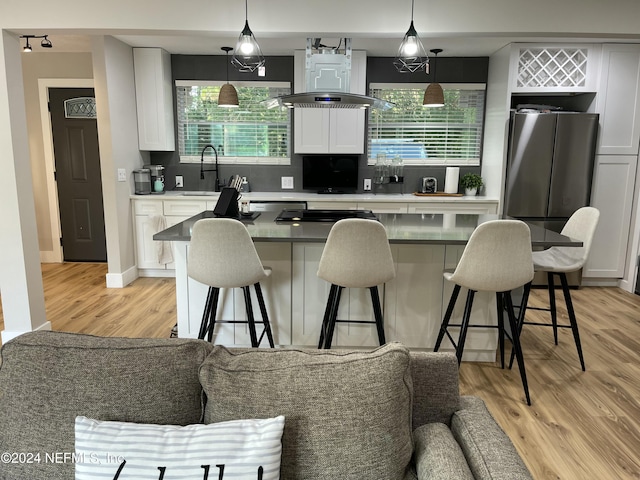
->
455, 290, 476, 364
369, 286, 386, 345
504, 290, 531, 405
198, 287, 214, 340
559, 272, 586, 371
496, 292, 505, 369
319, 284, 339, 349
434, 284, 461, 352
254, 282, 275, 348
205, 288, 220, 343
508, 282, 532, 370
547, 272, 558, 345
242, 286, 259, 347
324, 286, 343, 349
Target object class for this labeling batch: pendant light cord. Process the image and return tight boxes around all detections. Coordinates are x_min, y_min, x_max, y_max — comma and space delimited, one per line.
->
411, 0, 414, 21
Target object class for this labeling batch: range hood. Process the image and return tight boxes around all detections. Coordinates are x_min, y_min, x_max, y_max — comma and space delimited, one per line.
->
266, 38, 394, 111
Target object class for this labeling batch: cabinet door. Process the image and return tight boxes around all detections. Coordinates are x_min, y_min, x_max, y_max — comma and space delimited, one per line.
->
294, 108, 330, 153
133, 48, 175, 151
329, 109, 365, 154
584, 155, 637, 278
358, 202, 408, 214
596, 45, 640, 155
134, 215, 166, 269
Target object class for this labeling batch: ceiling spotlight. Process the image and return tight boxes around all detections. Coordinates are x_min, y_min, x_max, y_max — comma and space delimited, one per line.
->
23, 38, 32, 53
40, 35, 52, 48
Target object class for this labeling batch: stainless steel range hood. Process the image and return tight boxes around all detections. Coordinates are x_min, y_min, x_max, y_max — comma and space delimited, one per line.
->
266, 38, 394, 111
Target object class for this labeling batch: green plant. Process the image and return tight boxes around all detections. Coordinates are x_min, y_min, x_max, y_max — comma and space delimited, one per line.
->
460, 173, 483, 190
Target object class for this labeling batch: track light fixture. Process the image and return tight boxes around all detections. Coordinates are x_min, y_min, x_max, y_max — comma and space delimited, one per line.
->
394, 0, 428, 73
231, 0, 265, 72
20, 34, 53, 52
219, 47, 239, 108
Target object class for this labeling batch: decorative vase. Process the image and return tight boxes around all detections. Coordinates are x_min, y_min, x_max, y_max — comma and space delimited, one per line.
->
464, 187, 477, 196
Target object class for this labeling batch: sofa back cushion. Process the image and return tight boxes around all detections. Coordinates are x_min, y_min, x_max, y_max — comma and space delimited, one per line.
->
200, 342, 414, 480
0, 331, 213, 480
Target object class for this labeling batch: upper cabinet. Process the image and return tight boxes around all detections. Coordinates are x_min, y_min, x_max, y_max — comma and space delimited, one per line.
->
293, 50, 366, 154
509, 44, 601, 94
133, 48, 175, 151
595, 44, 640, 155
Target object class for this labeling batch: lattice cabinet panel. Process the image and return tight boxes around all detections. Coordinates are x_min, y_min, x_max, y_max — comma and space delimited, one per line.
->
510, 44, 600, 92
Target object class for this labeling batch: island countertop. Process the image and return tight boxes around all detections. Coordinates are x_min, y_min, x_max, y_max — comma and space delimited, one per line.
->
154, 210, 581, 248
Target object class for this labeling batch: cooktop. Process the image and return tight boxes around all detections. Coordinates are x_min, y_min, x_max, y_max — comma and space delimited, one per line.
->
274, 209, 378, 222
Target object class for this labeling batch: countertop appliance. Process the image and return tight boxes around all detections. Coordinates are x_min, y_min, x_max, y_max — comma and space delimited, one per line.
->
144, 164, 165, 194
504, 111, 599, 286
302, 155, 359, 194
133, 168, 152, 195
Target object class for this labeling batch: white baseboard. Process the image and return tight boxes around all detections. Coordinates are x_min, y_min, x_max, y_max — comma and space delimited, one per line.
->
105, 266, 139, 288
138, 269, 176, 278
1, 321, 52, 344
581, 278, 620, 288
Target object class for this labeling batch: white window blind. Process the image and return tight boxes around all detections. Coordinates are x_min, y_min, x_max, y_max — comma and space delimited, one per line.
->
176, 81, 291, 164
368, 83, 486, 166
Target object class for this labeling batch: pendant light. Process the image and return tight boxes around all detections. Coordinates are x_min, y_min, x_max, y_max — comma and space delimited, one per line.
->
231, 0, 265, 73
393, 0, 428, 73
423, 49, 445, 107
219, 47, 239, 108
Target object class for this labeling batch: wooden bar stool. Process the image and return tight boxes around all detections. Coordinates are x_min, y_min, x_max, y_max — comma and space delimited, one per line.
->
511, 206, 600, 371
434, 219, 534, 405
317, 218, 396, 349
188, 218, 274, 347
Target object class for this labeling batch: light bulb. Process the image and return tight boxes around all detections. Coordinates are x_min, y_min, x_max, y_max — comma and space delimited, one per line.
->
402, 36, 418, 56
240, 37, 254, 55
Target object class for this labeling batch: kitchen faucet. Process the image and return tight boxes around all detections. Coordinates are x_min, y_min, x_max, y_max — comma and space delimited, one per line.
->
200, 144, 222, 192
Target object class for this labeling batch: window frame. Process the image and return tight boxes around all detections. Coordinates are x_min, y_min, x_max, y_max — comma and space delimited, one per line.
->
367, 82, 486, 166
176, 80, 292, 165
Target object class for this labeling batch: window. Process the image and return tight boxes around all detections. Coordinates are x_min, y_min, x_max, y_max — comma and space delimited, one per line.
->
176, 81, 291, 165
368, 83, 486, 166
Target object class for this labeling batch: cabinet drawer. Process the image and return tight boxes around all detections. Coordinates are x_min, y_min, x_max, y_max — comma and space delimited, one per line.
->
133, 199, 163, 216
408, 203, 497, 214
163, 200, 207, 216
306, 201, 359, 210
358, 202, 407, 214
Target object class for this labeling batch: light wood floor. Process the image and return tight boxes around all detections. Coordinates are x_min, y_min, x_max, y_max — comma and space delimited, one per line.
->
1, 262, 639, 479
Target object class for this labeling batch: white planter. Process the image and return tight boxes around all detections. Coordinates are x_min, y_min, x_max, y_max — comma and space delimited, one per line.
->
464, 187, 478, 196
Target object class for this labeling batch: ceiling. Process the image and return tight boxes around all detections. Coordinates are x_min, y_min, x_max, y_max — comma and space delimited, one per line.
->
19, 32, 636, 57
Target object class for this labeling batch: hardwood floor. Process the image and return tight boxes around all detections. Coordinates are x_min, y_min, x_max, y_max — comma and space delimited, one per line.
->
1, 262, 639, 479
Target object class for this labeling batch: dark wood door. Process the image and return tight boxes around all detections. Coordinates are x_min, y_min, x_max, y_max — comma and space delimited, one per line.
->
49, 88, 106, 262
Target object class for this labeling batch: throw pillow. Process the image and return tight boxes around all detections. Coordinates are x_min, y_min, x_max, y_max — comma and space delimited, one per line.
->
200, 342, 414, 480
74, 415, 284, 480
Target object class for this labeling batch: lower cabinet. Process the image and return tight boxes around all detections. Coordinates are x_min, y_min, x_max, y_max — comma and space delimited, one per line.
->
584, 154, 638, 278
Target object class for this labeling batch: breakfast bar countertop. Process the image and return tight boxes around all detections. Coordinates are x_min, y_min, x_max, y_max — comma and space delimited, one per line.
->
154, 210, 582, 248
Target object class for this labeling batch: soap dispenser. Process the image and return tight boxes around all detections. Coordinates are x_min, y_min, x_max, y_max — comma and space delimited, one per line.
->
240, 177, 251, 193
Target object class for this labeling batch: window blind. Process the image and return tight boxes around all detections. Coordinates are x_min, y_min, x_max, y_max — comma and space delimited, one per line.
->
176, 81, 291, 163
368, 84, 486, 166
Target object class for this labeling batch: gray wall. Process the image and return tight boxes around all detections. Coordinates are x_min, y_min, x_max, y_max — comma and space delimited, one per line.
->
150, 55, 489, 194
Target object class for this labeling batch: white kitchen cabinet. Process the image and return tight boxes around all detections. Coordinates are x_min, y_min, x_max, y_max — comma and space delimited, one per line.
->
509, 43, 601, 94
358, 202, 408, 214
407, 202, 498, 214
293, 50, 366, 154
584, 155, 638, 278
595, 44, 640, 155
133, 48, 175, 151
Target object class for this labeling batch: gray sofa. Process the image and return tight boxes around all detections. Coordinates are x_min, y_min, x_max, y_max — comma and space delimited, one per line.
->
0, 331, 532, 480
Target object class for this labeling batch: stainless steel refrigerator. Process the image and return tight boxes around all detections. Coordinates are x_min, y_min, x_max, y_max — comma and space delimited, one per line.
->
504, 111, 599, 285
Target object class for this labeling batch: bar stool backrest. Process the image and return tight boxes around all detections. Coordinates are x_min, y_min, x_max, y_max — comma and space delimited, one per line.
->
558, 206, 600, 269
449, 220, 534, 293
317, 218, 396, 288
188, 218, 267, 289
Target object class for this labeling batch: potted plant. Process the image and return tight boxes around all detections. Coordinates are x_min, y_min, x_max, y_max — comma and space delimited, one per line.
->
460, 173, 483, 196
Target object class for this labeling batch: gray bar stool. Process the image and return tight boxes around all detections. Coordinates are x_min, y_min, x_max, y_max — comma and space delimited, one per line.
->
317, 218, 396, 349
512, 206, 600, 371
188, 218, 274, 347
434, 219, 534, 405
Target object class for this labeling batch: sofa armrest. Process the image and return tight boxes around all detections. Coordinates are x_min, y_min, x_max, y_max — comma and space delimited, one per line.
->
413, 423, 475, 480
451, 396, 533, 480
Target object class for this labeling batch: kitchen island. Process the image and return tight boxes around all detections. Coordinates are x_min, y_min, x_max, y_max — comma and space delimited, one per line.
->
155, 210, 579, 359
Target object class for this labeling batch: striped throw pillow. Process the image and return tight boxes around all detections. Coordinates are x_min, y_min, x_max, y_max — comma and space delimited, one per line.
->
74, 415, 284, 480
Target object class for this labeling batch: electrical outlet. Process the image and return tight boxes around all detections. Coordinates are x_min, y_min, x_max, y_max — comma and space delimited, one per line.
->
281, 176, 294, 189
175, 175, 184, 188
117, 168, 126, 182
364, 178, 372, 191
